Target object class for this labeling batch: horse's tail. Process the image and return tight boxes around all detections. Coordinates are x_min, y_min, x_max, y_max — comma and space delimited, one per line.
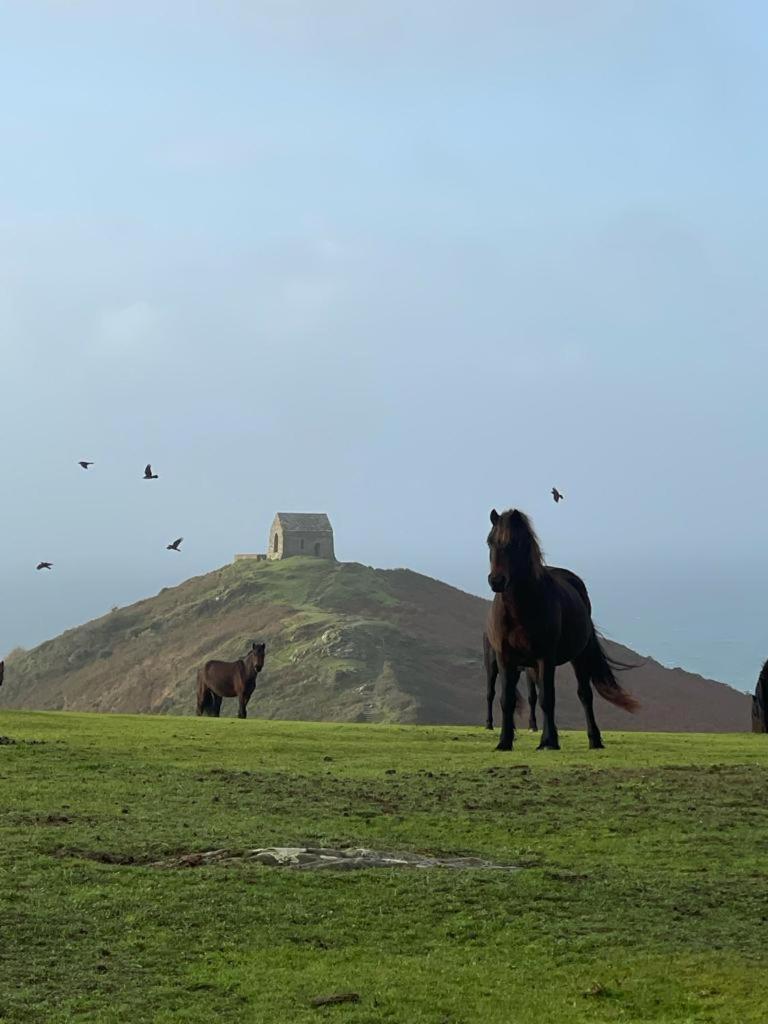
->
196, 670, 213, 716
583, 631, 640, 713
482, 633, 496, 676
754, 661, 768, 732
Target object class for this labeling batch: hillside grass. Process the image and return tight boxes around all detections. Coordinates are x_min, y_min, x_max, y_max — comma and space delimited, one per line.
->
1, 560, 417, 720
0, 711, 766, 1023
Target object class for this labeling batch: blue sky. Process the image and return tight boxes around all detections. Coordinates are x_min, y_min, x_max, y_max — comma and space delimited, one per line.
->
1, 2, 766, 689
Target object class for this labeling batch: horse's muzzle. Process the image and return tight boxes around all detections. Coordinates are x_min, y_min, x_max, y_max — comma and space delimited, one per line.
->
488, 574, 506, 593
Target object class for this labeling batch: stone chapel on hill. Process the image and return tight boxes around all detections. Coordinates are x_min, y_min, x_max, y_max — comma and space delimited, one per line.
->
234, 513, 335, 563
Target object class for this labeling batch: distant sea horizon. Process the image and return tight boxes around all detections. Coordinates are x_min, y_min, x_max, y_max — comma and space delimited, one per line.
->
454, 554, 765, 698
557, 562, 765, 696
598, 617, 760, 695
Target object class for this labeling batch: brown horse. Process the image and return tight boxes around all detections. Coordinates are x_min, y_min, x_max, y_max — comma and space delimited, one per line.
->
196, 642, 266, 719
486, 508, 639, 750
753, 660, 768, 733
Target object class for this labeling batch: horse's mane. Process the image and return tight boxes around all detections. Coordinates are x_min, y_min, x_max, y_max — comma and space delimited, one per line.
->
492, 509, 545, 578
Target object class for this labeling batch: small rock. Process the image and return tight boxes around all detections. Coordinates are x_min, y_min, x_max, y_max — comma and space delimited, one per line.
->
583, 982, 608, 999
310, 993, 360, 1008
178, 854, 207, 867
253, 852, 281, 866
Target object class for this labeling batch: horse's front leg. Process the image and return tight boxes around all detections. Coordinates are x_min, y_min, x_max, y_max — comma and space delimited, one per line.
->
237, 683, 255, 720
495, 661, 520, 751
537, 660, 560, 750
485, 660, 497, 730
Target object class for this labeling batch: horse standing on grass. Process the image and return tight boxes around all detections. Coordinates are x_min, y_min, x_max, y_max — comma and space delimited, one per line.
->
196, 642, 266, 719
483, 634, 539, 731
753, 660, 768, 733
486, 508, 639, 750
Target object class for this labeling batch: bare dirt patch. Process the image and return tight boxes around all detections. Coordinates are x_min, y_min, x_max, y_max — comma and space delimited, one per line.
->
148, 845, 519, 871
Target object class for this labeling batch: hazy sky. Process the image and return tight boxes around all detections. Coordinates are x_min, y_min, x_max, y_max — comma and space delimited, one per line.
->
1, 2, 767, 689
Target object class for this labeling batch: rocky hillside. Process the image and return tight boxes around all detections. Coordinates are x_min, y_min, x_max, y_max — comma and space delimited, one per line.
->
0, 557, 751, 730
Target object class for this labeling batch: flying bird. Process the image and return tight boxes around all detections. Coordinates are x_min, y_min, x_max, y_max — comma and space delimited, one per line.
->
166, 537, 183, 551
551, 487, 564, 503
36, 562, 53, 570
78, 461, 93, 470
143, 464, 158, 480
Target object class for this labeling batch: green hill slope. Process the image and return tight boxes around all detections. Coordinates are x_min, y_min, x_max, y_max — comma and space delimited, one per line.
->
1, 557, 751, 730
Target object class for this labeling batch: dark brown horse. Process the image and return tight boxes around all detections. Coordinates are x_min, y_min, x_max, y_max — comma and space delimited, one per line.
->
486, 508, 639, 750
753, 660, 768, 733
196, 642, 266, 719
483, 633, 539, 731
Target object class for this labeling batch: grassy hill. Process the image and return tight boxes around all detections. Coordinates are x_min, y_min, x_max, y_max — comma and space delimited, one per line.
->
1, 557, 751, 731
0, 711, 766, 1023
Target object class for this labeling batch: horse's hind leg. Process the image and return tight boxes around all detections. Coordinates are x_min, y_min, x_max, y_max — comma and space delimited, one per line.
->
526, 669, 539, 731
196, 677, 208, 716
573, 655, 604, 749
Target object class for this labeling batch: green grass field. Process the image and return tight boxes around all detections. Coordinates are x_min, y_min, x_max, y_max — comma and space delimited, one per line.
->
1, 712, 766, 1023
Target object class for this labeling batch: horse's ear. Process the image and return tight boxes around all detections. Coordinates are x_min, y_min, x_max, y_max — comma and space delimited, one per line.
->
490, 509, 499, 525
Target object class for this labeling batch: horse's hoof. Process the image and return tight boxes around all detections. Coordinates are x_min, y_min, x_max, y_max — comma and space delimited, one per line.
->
536, 742, 561, 751
529, 728, 539, 733
485, 725, 494, 731
589, 739, 605, 750
495, 742, 514, 752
